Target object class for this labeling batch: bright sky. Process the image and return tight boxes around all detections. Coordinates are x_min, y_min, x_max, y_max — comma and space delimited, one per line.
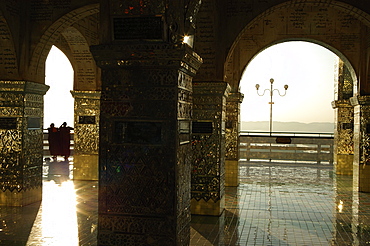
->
44, 46, 74, 128
240, 41, 338, 123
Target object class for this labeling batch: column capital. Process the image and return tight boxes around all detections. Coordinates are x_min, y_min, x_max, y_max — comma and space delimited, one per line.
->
90, 43, 202, 75
227, 92, 244, 103
331, 99, 352, 108
350, 95, 370, 106
70, 90, 101, 99
193, 81, 231, 97
0, 81, 49, 95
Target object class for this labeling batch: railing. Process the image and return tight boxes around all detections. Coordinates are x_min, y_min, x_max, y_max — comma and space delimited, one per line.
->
240, 132, 334, 165
42, 130, 333, 164
241, 131, 334, 138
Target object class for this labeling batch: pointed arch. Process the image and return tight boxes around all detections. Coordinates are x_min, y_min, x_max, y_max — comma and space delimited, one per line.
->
28, 3, 99, 83
223, 0, 370, 91
60, 26, 99, 90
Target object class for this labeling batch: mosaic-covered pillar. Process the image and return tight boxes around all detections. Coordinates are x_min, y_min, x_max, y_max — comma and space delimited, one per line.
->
333, 101, 354, 175
71, 91, 100, 180
91, 44, 202, 245
350, 96, 370, 192
0, 81, 49, 206
225, 92, 243, 187
191, 81, 231, 216
332, 60, 354, 175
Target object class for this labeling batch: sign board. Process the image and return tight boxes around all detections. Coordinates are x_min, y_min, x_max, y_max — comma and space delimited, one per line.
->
192, 121, 213, 134
27, 117, 41, 129
0, 117, 17, 130
79, 116, 96, 124
276, 137, 292, 144
114, 121, 162, 144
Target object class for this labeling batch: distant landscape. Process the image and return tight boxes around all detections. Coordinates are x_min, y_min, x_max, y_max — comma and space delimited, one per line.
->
241, 121, 334, 133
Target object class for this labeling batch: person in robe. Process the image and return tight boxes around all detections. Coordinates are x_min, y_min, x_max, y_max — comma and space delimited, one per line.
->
47, 123, 60, 160
59, 122, 73, 161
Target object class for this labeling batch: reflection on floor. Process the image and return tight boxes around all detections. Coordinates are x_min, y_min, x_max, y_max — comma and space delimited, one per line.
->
0, 158, 98, 246
1, 160, 370, 245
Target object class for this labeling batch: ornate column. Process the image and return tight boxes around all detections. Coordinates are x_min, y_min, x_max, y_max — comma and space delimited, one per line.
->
71, 91, 100, 180
225, 92, 243, 187
0, 81, 49, 206
92, 0, 203, 243
332, 60, 354, 175
191, 81, 230, 216
91, 44, 202, 245
333, 101, 354, 175
350, 96, 370, 192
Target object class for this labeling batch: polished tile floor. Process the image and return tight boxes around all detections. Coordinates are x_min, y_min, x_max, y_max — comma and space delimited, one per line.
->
1, 160, 370, 245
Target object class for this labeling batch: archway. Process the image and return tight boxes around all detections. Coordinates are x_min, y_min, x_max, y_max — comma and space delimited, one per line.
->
27, 6, 101, 243
220, 2, 368, 243
222, 1, 368, 194
224, 1, 362, 91
238, 40, 343, 168
35, 5, 101, 181
27, 7, 101, 241
223, 1, 363, 178
44, 45, 74, 132
240, 41, 337, 133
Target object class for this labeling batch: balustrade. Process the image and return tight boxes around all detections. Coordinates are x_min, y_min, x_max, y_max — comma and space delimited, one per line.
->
240, 132, 334, 164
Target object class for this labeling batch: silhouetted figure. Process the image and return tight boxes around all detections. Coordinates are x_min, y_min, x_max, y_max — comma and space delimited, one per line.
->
47, 123, 60, 160
59, 122, 73, 161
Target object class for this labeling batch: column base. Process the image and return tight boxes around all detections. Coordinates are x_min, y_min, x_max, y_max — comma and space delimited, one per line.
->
336, 154, 353, 175
191, 196, 225, 216
0, 187, 42, 206
225, 160, 239, 186
73, 154, 98, 180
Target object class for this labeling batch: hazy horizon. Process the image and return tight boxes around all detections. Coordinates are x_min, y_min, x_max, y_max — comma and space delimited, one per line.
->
241, 121, 334, 133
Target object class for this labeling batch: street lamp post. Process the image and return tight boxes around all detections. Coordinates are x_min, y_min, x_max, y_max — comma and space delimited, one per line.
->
256, 78, 288, 135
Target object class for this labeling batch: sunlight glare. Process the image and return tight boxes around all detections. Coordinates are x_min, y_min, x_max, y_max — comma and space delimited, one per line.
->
26, 180, 79, 245
42, 181, 79, 245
